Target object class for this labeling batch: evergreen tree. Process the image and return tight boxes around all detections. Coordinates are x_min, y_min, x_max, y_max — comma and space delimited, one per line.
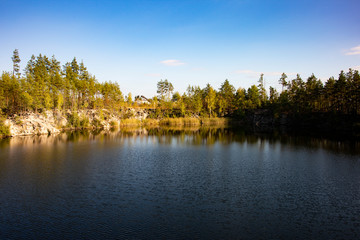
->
258, 73, 267, 105
12, 49, 21, 78
218, 79, 235, 116
246, 85, 261, 109
279, 73, 288, 91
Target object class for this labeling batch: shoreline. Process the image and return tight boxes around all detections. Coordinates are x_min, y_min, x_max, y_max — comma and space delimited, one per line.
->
1, 108, 360, 139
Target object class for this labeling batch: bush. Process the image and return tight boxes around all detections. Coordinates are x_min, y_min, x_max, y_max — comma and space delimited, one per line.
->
92, 118, 102, 128
0, 118, 10, 137
110, 120, 119, 128
80, 116, 90, 128
14, 115, 23, 125
67, 112, 81, 128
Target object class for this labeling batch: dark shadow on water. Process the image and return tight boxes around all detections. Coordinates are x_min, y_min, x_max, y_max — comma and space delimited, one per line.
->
0, 126, 359, 155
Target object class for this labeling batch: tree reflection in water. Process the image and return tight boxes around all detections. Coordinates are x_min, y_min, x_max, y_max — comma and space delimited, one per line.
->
1, 127, 359, 155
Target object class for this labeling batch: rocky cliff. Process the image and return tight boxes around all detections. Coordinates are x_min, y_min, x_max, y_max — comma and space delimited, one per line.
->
3, 110, 120, 137
2, 108, 153, 137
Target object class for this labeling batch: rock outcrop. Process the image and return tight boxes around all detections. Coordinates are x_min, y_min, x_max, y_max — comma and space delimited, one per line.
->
5, 111, 61, 136
3, 109, 123, 137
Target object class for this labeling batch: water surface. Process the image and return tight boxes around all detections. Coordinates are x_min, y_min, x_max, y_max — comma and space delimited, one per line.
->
0, 128, 359, 239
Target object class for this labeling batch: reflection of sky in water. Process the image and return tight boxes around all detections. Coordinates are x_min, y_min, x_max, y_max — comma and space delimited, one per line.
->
0, 128, 359, 239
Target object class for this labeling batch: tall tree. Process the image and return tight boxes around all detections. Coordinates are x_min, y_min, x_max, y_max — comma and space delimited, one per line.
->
12, 49, 21, 78
157, 79, 174, 102
258, 73, 267, 105
204, 84, 216, 117
269, 87, 278, 104
246, 85, 261, 109
279, 73, 288, 91
218, 79, 235, 116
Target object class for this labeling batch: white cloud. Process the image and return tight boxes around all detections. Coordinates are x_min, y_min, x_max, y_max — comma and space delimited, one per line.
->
160, 59, 185, 66
353, 65, 360, 71
345, 45, 360, 55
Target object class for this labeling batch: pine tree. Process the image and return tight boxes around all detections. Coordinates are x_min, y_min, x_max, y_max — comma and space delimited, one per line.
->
12, 49, 21, 78
258, 73, 267, 105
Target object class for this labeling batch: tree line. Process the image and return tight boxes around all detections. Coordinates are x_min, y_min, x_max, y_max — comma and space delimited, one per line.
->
155, 71, 360, 118
1, 50, 360, 118
0, 49, 124, 115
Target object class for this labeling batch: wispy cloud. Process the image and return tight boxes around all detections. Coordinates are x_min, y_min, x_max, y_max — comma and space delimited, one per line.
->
235, 70, 296, 77
345, 45, 360, 55
353, 66, 360, 71
161, 59, 185, 66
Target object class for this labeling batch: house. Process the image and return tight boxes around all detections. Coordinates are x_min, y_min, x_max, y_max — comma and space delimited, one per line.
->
134, 95, 151, 105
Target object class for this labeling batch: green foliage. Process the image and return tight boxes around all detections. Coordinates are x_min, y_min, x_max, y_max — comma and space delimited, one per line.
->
67, 112, 80, 128
12, 49, 21, 78
1, 49, 360, 124
0, 116, 10, 137
110, 120, 119, 128
99, 109, 105, 120
80, 116, 90, 128
258, 73, 268, 105
91, 118, 102, 128
246, 85, 261, 109
126, 93, 133, 106
204, 84, 216, 117
218, 79, 235, 116
1, 50, 124, 114
157, 79, 174, 102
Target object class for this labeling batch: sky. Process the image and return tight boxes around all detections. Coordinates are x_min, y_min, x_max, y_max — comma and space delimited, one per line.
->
1, 0, 360, 97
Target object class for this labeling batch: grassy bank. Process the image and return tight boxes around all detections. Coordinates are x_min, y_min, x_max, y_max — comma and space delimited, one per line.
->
118, 117, 228, 128
159, 117, 201, 126
120, 119, 141, 127
143, 118, 159, 126
201, 117, 228, 126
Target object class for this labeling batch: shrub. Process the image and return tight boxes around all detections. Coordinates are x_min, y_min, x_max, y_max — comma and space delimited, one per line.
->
99, 110, 105, 120
14, 115, 23, 125
92, 118, 102, 128
80, 116, 90, 128
110, 120, 119, 128
67, 112, 81, 128
0, 118, 10, 137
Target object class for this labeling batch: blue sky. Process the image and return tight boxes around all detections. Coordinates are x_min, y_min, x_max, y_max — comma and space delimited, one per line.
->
1, 0, 359, 97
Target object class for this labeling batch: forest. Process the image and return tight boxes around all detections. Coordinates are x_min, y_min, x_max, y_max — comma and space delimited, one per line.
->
1, 50, 360, 120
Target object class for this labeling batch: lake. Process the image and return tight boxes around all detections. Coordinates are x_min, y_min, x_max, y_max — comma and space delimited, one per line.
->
0, 127, 359, 239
